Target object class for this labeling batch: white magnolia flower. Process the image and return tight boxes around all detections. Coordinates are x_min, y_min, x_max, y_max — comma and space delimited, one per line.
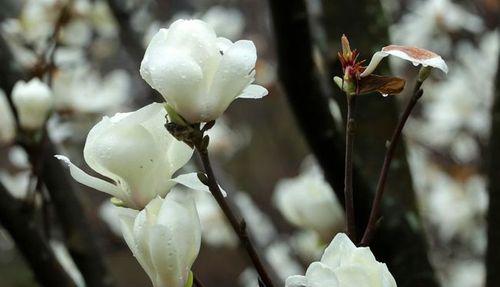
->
51, 240, 85, 287
140, 19, 268, 123
55, 103, 194, 209
202, 6, 245, 40
361, 45, 448, 77
12, 78, 53, 130
0, 89, 16, 144
120, 190, 201, 287
273, 161, 344, 239
286, 233, 397, 287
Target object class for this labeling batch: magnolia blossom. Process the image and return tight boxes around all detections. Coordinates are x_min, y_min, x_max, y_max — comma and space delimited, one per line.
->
286, 233, 396, 287
56, 103, 193, 209
273, 161, 344, 239
12, 78, 53, 130
0, 89, 16, 144
140, 19, 268, 123
361, 45, 448, 77
120, 190, 201, 287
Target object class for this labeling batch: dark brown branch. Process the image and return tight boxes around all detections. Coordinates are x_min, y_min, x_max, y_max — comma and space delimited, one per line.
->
0, 182, 77, 287
195, 145, 275, 287
486, 48, 500, 287
361, 83, 424, 246
344, 94, 357, 240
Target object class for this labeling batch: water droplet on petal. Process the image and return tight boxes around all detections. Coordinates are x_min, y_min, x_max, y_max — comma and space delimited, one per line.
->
381, 93, 389, 97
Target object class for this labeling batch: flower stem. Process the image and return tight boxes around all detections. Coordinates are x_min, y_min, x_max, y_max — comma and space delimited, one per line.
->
344, 94, 357, 241
195, 145, 275, 287
360, 81, 424, 246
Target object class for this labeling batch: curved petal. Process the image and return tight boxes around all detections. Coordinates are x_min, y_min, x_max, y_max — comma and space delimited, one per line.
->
382, 45, 448, 73
305, 262, 339, 287
238, 84, 268, 99
217, 37, 233, 54
333, 266, 371, 287
119, 213, 156, 283
140, 28, 170, 89
285, 275, 307, 287
149, 225, 184, 287
208, 40, 258, 119
171, 172, 227, 197
359, 51, 388, 78
55, 155, 120, 196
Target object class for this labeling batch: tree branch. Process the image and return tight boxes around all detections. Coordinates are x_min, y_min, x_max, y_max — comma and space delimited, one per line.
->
0, 182, 76, 287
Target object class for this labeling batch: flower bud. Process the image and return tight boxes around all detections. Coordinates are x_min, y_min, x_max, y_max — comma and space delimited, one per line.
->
120, 190, 201, 287
140, 19, 268, 124
12, 78, 53, 130
273, 161, 344, 240
285, 233, 397, 287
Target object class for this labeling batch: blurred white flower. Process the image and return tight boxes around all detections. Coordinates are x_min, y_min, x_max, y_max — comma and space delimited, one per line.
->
193, 190, 238, 248
235, 192, 277, 246
202, 6, 245, 40
286, 233, 396, 287
265, 242, 303, 281
53, 66, 131, 114
206, 117, 250, 159
445, 260, 484, 287
290, 230, 325, 262
99, 200, 123, 236
12, 78, 53, 130
56, 103, 193, 209
120, 190, 201, 287
0, 89, 16, 144
140, 19, 268, 123
0, 171, 31, 199
50, 240, 85, 287
273, 160, 344, 239
390, 0, 483, 56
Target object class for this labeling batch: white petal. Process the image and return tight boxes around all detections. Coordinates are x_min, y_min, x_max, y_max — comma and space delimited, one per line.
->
285, 275, 307, 287
321, 233, 357, 268
359, 51, 388, 77
238, 84, 268, 99
140, 28, 170, 89
333, 266, 371, 287
216, 37, 233, 54
382, 45, 448, 73
55, 155, 120, 197
305, 262, 339, 287
149, 225, 185, 287
119, 213, 156, 283
208, 40, 258, 118
171, 172, 227, 197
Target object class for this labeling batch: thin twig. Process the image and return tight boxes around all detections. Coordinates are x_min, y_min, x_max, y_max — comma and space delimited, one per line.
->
344, 94, 357, 241
195, 145, 275, 287
360, 81, 424, 246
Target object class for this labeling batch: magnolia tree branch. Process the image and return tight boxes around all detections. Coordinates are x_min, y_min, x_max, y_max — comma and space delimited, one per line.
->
344, 94, 357, 240
486, 51, 500, 287
195, 143, 276, 287
0, 34, 114, 287
361, 82, 424, 246
0, 182, 77, 287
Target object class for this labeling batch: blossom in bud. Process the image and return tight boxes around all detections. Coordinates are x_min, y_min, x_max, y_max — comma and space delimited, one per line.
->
0, 89, 16, 144
56, 103, 193, 209
120, 190, 201, 287
12, 78, 53, 130
361, 45, 448, 77
273, 161, 344, 239
286, 233, 397, 287
140, 19, 268, 124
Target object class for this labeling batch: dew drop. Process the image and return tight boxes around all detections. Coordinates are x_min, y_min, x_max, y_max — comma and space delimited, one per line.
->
381, 93, 389, 97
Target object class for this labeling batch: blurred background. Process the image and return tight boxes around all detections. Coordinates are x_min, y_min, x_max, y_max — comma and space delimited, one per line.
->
0, 0, 498, 287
